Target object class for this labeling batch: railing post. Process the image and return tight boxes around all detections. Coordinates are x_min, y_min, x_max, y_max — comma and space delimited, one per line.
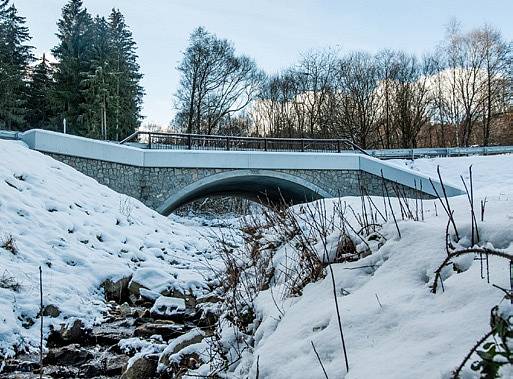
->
301, 139, 304, 152
264, 138, 268, 152
337, 140, 341, 153
148, 133, 152, 149
226, 137, 230, 151
187, 134, 192, 150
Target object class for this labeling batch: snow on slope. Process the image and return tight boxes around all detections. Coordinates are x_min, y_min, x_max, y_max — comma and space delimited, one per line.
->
0, 140, 221, 359
392, 154, 513, 197
246, 155, 513, 379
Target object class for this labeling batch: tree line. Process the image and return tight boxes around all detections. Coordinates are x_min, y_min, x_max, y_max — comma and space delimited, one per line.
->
174, 23, 513, 148
2, 0, 512, 148
0, 0, 143, 140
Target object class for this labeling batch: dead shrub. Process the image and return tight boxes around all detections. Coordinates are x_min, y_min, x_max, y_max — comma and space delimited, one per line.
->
0, 270, 21, 292
1, 234, 18, 255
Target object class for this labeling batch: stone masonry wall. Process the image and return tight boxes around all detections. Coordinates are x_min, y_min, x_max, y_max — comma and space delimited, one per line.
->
48, 153, 432, 212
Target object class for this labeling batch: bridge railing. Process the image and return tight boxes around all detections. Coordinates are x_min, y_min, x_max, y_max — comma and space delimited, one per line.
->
367, 145, 513, 159
119, 131, 513, 159
120, 131, 370, 155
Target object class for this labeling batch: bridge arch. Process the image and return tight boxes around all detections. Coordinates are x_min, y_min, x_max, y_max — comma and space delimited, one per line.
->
156, 170, 332, 215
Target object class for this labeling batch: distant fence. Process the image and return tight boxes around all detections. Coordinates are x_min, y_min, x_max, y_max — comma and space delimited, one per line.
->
367, 146, 513, 160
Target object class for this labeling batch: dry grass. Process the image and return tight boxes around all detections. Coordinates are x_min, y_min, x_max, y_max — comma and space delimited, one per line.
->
1, 234, 18, 255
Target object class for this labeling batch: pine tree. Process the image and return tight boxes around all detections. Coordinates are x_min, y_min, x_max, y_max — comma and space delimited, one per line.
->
0, 1, 33, 130
107, 9, 143, 140
52, 0, 93, 135
82, 16, 113, 139
26, 54, 55, 129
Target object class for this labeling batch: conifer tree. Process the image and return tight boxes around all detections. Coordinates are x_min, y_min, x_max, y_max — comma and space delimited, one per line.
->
52, 0, 93, 135
107, 9, 143, 140
26, 54, 54, 129
82, 16, 112, 139
0, 1, 33, 130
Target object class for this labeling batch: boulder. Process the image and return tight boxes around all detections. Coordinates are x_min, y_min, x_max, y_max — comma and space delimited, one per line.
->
121, 354, 158, 379
43, 344, 93, 366
158, 328, 205, 368
61, 319, 87, 342
150, 296, 186, 321
47, 319, 90, 346
104, 353, 130, 376
42, 304, 61, 318
134, 321, 184, 340
102, 276, 132, 304
91, 318, 136, 346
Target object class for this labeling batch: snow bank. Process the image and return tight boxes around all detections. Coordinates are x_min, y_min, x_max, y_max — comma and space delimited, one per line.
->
0, 140, 220, 359
245, 154, 513, 378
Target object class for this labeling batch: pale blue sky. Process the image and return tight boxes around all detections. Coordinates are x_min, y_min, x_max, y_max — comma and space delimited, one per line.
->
16, 0, 513, 126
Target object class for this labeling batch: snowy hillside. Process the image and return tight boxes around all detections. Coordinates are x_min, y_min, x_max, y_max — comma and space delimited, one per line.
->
233, 155, 513, 379
0, 140, 223, 361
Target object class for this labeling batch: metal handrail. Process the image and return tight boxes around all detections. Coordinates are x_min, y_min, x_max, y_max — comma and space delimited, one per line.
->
119, 131, 370, 155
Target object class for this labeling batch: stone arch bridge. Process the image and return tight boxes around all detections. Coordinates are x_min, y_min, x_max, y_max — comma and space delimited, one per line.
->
19, 130, 463, 215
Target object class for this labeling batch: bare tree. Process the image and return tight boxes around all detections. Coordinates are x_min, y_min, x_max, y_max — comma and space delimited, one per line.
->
375, 49, 399, 148
334, 52, 381, 148
478, 25, 511, 145
174, 27, 263, 135
291, 50, 338, 137
389, 53, 432, 148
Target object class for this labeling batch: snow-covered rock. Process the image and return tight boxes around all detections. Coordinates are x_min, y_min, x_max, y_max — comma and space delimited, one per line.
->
150, 296, 186, 319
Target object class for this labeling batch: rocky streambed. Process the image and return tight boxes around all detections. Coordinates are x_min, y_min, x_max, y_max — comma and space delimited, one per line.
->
1, 276, 222, 379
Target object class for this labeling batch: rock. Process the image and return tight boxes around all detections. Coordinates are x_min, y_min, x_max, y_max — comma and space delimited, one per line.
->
104, 353, 130, 376
91, 318, 136, 346
139, 287, 160, 302
121, 354, 158, 379
48, 319, 89, 346
102, 276, 132, 304
196, 293, 223, 304
134, 321, 184, 340
150, 296, 186, 321
43, 344, 93, 366
119, 302, 133, 317
41, 365, 81, 378
84, 351, 129, 377
61, 319, 87, 342
129, 268, 179, 297
42, 304, 61, 318
159, 328, 205, 367
2, 354, 39, 373
128, 279, 143, 297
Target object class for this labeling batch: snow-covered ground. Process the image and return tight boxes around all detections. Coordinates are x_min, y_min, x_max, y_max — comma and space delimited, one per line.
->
1, 140, 513, 378
242, 154, 513, 379
0, 140, 226, 360
392, 155, 513, 198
